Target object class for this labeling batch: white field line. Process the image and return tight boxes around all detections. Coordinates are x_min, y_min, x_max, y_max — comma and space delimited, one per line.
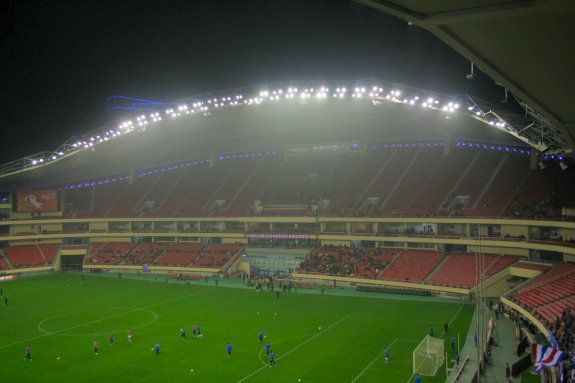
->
236, 315, 351, 383
350, 338, 399, 383
407, 304, 466, 383
0, 287, 216, 350
440, 304, 465, 337
257, 334, 311, 366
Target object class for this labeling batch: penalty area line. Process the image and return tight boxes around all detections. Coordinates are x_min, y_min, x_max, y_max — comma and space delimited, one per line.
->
236, 315, 351, 383
440, 303, 465, 337
350, 338, 399, 383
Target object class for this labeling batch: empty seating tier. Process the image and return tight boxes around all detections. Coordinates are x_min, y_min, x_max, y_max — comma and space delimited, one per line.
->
427, 254, 499, 288
56, 147, 573, 219
379, 250, 444, 283
2, 245, 48, 268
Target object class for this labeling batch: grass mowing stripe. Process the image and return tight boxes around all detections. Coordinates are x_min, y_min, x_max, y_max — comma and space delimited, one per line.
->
350, 314, 430, 324
0, 287, 216, 350
236, 314, 351, 383
11, 286, 59, 296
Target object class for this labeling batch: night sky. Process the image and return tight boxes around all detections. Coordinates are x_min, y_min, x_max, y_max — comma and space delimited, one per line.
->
1, 0, 502, 165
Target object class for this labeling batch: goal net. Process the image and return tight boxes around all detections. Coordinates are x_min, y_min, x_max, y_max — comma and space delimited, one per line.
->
413, 335, 445, 376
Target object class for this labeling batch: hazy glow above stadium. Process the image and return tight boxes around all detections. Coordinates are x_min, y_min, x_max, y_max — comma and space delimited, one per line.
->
1, 80, 523, 178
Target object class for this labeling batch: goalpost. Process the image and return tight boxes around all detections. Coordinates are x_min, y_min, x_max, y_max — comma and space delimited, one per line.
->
413, 335, 445, 376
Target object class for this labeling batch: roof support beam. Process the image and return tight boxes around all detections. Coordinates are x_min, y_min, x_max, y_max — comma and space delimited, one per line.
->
354, 0, 575, 150
421, 1, 572, 25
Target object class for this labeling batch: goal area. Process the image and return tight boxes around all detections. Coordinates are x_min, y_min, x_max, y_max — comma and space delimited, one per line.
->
413, 335, 445, 376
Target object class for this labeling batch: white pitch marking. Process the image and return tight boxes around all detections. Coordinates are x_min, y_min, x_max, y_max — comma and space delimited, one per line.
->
236, 315, 352, 383
350, 338, 399, 383
0, 287, 216, 350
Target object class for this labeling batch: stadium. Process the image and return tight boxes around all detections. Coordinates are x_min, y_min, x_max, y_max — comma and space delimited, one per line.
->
1, 2, 575, 383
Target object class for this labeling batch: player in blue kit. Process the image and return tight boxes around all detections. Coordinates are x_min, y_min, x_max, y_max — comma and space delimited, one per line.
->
155, 343, 160, 355
181, 328, 187, 339
258, 329, 263, 342
451, 335, 455, 351
429, 325, 434, 337
265, 342, 271, 356
269, 351, 275, 367
414, 373, 421, 383
385, 348, 390, 364
226, 342, 232, 359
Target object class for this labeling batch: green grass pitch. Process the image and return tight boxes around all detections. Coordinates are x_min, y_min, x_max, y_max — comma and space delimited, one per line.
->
0, 273, 474, 383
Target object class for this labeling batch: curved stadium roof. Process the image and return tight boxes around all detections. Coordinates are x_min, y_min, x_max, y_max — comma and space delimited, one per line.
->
0, 81, 528, 190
